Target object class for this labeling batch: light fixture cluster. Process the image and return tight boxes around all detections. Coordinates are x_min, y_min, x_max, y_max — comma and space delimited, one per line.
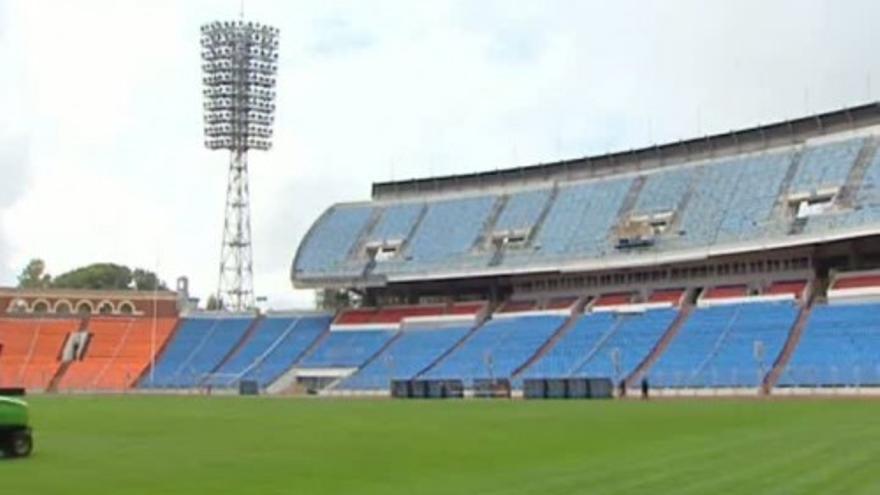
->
201, 21, 279, 151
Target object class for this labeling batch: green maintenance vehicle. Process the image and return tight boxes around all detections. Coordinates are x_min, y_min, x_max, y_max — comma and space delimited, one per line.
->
0, 395, 33, 458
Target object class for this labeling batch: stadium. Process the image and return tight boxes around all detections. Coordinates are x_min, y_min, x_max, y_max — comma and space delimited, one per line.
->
4, 3, 880, 493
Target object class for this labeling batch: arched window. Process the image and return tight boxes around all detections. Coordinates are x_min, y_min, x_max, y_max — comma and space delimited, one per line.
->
76, 301, 95, 315
97, 301, 114, 315
32, 300, 50, 314
7, 299, 28, 314
118, 301, 135, 315
54, 300, 74, 315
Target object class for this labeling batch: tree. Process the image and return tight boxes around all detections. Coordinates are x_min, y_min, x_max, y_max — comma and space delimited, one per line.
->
17, 258, 52, 289
132, 269, 168, 291
316, 288, 353, 311
51, 263, 133, 290
16, 260, 168, 292
205, 294, 224, 311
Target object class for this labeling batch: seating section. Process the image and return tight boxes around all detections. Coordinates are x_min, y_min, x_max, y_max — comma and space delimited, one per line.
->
524, 309, 676, 382
0, 318, 79, 390
141, 315, 254, 388
240, 315, 331, 386
649, 302, 797, 388
59, 317, 177, 390
533, 177, 633, 257
206, 314, 331, 387
633, 167, 695, 216
778, 303, 880, 386
366, 203, 424, 243
423, 315, 564, 383
294, 204, 373, 275
336, 323, 471, 390
789, 138, 863, 193
399, 195, 496, 265
493, 189, 551, 233
678, 152, 792, 246
295, 137, 880, 284
297, 329, 397, 368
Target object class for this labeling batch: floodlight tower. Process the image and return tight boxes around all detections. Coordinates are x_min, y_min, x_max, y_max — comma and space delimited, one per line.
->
201, 20, 279, 311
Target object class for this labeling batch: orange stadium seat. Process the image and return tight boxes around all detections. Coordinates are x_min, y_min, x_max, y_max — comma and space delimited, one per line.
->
58, 317, 177, 391
0, 318, 79, 390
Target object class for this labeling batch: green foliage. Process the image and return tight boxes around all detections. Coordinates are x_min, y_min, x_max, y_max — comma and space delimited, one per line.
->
51, 263, 133, 290
131, 269, 168, 291
205, 294, 224, 310
317, 288, 353, 311
16, 258, 51, 289
17, 259, 167, 291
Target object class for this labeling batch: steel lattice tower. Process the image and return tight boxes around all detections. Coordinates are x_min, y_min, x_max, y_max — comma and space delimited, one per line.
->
201, 20, 279, 311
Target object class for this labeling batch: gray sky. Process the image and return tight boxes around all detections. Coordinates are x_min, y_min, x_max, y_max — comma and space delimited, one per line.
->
1, 0, 879, 308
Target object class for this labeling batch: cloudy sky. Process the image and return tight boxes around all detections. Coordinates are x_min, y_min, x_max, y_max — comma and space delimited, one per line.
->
1, 0, 879, 308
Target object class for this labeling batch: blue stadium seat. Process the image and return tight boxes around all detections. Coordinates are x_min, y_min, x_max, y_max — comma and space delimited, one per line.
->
336, 323, 471, 390
649, 302, 796, 388
523, 309, 676, 383
493, 189, 551, 233
778, 303, 880, 387
204, 314, 331, 387
298, 329, 397, 368
141, 315, 254, 388
366, 203, 424, 244
423, 315, 564, 384
789, 138, 864, 193
294, 205, 373, 275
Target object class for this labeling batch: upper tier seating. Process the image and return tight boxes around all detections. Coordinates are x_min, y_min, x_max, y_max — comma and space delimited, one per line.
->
527, 177, 633, 259
0, 318, 79, 390
423, 314, 565, 384
649, 302, 797, 388
633, 166, 696, 216
493, 189, 551, 233
365, 203, 424, 243
393, 195, 496, 270
523, 309, 676, 382
141, 315, 254, 388
295, 205, 373, 276
789, 138, 863, 193
296, 137, 880, 285
336, 323, 471, 390
778, 303, 880, 386
59, 317, 177, 391
297, 329, 397, 368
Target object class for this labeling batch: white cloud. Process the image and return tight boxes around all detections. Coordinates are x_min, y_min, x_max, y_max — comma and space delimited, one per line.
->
2, 0, 880, 309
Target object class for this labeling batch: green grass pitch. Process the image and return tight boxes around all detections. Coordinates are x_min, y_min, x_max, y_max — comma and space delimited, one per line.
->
2, 396, 879, 494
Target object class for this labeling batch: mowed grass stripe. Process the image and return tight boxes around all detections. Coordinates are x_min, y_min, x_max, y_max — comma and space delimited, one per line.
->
1, 396, 879, 494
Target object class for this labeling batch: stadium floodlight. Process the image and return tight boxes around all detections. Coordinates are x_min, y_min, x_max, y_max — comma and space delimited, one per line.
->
201, 20, 280, 311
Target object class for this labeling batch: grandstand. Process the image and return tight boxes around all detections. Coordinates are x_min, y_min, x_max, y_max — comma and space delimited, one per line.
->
4, 103, 880, 397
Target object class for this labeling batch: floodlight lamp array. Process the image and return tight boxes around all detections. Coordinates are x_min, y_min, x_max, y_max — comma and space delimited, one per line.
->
201, 20, 279, 151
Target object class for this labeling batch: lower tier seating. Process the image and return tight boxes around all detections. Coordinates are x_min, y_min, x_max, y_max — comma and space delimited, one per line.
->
59, 317, 177, 391
648, 302, 797, 388
141, 315, 254, 388
0, 318, 79, 390
336, 323, 471, 390
297, 329, 397, 368
422, 315, 565, 384
523, 309, 677, 383
778, 303, 880, 387
206, 314, 331, 387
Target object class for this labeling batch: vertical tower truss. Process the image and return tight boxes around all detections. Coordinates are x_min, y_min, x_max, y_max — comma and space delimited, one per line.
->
201, 20, 279, 310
